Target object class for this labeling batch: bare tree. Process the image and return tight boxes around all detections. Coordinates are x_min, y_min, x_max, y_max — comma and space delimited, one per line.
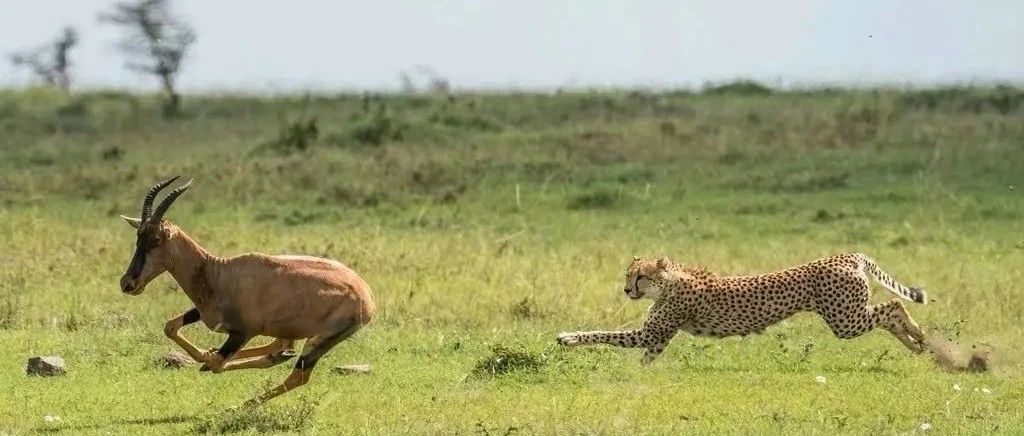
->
9, 26, 78, 91
397, 66, 451, 95
398, 71, 417, 94
416, 66, 451, 94
100, 0, 195, 117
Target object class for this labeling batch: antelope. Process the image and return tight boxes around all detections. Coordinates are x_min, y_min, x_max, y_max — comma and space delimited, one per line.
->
118, 177, 375, 405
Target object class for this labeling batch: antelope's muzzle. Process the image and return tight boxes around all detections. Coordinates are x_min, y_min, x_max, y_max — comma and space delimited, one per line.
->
120, 274, 141, 295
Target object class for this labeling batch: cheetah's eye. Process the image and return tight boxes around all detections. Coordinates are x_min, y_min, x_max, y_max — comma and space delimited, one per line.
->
634, 275, 648, 287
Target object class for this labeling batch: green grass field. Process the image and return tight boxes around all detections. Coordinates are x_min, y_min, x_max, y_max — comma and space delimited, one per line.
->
1, 85, 1022, 434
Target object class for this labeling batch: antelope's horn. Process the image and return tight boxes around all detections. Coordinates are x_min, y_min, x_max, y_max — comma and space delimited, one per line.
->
148, 178, 193, 224
141, 176, 180, 222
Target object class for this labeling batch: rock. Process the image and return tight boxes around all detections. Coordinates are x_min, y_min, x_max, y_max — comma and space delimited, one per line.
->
332, 364, 372, 375
26, 356, 66, 376
158, 351, 197, 369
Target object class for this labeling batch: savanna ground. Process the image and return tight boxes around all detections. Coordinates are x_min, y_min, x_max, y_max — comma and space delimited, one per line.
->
1, 84, 1022, 434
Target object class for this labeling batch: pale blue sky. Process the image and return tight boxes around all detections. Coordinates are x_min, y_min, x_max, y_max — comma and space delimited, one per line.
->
1, 1, 1021, 91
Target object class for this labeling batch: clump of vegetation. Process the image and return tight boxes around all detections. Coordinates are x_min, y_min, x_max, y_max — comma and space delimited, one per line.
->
703, 80, 774, 96
325, 108, 404, 147
509, 297, 545, 320
768, 333, 816, 369
427, 109, 502, 132
811, 209, 846, 223
470, 345, 547, 378
0, 296, 21, 329
262, 116, 319, 153
900, 85, 1024, 114
101, 146, 124, 161
566, 188, 631, 210
749, 171, 850, 193
193, 402, 317, 434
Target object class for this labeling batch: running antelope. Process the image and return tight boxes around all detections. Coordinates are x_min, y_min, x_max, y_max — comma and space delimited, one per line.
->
119, 177, 375, 405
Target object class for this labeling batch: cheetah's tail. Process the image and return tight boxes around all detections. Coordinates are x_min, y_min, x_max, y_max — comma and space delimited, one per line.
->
856, 253, 928, 304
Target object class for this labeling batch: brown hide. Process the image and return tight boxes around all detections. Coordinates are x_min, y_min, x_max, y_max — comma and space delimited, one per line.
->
160, 222, 375, 339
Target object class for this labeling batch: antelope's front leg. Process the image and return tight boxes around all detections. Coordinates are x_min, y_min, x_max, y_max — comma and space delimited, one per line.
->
163, 308, 209, 362
201, 331, 251, 373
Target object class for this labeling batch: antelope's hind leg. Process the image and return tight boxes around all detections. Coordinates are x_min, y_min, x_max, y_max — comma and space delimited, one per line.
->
231, 338, 296, 360
200, 339, 297, 372
246, 320, 363, 406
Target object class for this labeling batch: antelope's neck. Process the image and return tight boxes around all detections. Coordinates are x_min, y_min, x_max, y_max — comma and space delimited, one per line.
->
164, 229, 223, 308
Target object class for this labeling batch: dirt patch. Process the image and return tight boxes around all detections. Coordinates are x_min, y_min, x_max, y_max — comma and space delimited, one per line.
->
925, 337, 993, 373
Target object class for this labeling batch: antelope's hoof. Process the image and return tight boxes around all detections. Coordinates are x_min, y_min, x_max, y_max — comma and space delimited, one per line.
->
269, 349, 298, 364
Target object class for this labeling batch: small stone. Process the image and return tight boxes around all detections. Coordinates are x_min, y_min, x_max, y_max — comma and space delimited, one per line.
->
814, 375, 827, 384
158, 351, 196, 369
27, 356, 66, 377
332, 364, 372, 375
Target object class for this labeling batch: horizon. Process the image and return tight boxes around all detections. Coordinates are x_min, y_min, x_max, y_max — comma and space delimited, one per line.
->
2, 1, 1022, 92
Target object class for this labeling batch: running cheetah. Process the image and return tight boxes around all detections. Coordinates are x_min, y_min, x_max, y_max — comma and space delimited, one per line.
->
557, 253, 928, 364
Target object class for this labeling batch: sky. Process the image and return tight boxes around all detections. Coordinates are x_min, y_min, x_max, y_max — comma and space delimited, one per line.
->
0, 1, 1021, 92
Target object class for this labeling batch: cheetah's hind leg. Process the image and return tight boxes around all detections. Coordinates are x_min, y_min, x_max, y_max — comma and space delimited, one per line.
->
877, 299, 927, 353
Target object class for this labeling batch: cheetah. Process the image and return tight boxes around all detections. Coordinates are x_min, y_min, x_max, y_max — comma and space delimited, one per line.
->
556, 253, 928, 364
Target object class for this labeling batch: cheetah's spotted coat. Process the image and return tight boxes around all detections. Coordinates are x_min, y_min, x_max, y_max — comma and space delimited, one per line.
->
557, 253, 928, 364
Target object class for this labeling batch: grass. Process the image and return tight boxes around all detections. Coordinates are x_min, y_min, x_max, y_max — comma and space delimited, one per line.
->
0, 84, 1022, 434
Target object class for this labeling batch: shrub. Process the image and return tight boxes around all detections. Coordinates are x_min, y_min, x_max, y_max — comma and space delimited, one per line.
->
566, 187, 633, 210
703, 80, 773, 96
193, 401, 317, 434
263, 116, 319, 153
325, 110, 404, 147
470, 345, 548, 378
509, 297, 545, 319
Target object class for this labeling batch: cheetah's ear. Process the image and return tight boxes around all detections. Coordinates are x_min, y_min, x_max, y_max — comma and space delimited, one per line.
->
656, 257, 672, 270
632, 255, 640, 262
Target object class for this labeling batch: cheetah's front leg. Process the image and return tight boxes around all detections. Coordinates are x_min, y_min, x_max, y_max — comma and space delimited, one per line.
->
557, 301, 681, 364
557, 330, 643, 347
557, 329, 677, 364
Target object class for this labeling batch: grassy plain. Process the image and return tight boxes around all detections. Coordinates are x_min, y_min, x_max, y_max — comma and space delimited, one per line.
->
1, 85, 1023, 434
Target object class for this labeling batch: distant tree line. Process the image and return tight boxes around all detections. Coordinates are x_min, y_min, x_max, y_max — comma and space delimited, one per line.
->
8, 0, 194, 118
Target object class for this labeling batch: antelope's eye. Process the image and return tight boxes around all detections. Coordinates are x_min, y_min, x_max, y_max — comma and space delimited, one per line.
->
137, 233, 159, 249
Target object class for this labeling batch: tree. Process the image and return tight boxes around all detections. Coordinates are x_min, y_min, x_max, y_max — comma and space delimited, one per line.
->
9, 26, 78, 91
100, 0, 195, 117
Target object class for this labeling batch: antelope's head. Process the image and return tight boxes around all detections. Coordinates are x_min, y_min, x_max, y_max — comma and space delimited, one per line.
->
119, 176, 192, 295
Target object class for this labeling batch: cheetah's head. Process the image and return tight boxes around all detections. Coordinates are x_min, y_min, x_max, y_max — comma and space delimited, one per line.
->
623, 256, 686, 300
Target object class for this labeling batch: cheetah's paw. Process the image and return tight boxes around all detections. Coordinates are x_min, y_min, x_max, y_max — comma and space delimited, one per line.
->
557, 332, 581, 346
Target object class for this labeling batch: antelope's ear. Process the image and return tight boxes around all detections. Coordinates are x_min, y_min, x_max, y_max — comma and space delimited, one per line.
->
120, 215, 142, 229
656, 257, 672, 270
